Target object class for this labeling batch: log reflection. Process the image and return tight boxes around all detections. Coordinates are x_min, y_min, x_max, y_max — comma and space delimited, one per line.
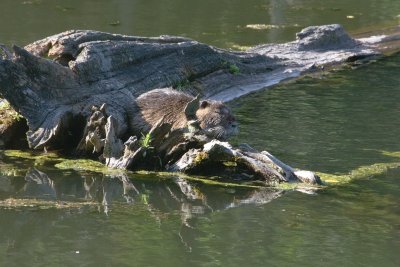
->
3, 168, 284, 218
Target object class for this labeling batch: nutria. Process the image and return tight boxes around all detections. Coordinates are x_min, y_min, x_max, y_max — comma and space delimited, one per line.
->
130, 88, 238, 140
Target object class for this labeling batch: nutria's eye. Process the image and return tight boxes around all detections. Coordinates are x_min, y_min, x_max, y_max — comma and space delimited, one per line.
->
200, 101, 210, 109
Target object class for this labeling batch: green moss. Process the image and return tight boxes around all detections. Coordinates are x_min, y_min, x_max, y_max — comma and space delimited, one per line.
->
228, 64, 240, 75
4, 150, 61, 160
174, 79, 190, 90
194, 151, 209, 164
220, 61, 241, 75
3, 150, 64, 167
223, 161, 237, 167
0, 100, 11, 110
3, 150, 122, 175
55, 159, 123, 175
0, 100, 24, 125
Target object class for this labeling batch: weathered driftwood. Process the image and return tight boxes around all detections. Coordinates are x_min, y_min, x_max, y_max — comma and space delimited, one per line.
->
0, 24, 382, 150
1, 24, 396, 185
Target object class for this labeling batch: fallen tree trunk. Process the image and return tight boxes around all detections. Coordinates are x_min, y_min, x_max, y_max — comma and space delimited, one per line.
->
0, 24, 395, 185
0, 24, 382, 150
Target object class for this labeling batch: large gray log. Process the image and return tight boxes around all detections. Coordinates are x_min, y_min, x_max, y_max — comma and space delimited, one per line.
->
0, 24, 383, 150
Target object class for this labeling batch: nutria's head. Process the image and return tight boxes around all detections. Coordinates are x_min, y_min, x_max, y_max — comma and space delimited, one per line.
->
195, 100, 238, 140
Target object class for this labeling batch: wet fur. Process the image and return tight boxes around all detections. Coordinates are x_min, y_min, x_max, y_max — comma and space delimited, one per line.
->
130, 88, 238, 140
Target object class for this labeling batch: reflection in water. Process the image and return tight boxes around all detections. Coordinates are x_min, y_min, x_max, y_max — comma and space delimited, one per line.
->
1, 1, 400, 265
3, 166, 283, 217
24, 168, 56, 198
1, 166, 284, 252
1, 52, 400, 265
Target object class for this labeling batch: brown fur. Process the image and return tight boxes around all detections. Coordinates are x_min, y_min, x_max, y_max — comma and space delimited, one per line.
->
130, 88, 238, 140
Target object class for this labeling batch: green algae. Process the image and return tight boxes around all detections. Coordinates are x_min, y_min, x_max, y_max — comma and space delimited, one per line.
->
380, 150, 400, 159
55, 159, 112, 173
4, 150, 62, 161
317, 152, 400, 185
0, 198, 97, 210
2, 150, 122, 175
3, 149, 400, 191
0, 100, 23, 125
228, 64, 240, 75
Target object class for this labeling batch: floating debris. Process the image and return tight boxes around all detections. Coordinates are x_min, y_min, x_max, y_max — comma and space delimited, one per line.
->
22, 0, 42, 5
109, 20, 121, 26
245, 24, 300, 30
246, 24, 280, 30
230, 44, 251, 51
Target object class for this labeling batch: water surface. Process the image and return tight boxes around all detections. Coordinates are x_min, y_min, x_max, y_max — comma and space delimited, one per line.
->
1, 1, 400, 266
0, 0, 399, 47
1, 54, 399, 266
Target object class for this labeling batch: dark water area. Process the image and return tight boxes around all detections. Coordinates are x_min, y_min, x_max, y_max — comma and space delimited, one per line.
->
1, 0, 400, 266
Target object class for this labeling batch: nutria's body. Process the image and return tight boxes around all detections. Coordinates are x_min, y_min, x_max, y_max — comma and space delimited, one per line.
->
130, 88, 238, 140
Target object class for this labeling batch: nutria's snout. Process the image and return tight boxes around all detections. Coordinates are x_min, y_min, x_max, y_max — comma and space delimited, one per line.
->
228, 114, 239, 131
230, 120, 239, 136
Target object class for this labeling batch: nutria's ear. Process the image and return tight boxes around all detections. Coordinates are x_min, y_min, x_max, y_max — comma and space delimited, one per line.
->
184, 94, 200, 120
199, 100, 210, 109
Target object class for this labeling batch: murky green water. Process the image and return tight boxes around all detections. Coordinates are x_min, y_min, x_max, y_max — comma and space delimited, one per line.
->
1, 1, 400, 266
0, 0, 399, 47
